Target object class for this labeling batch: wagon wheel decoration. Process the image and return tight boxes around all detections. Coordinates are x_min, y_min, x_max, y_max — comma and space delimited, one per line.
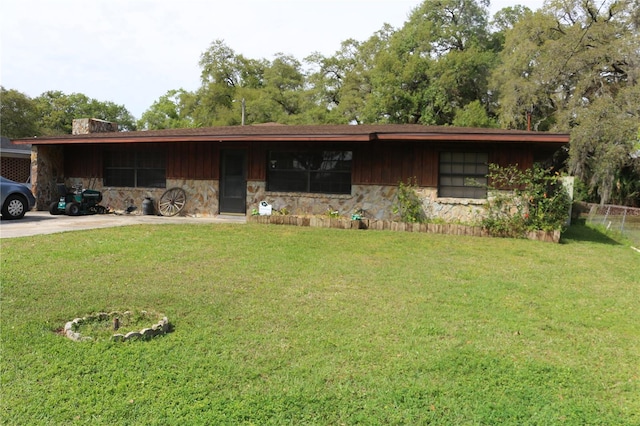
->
158, 187, 187, 217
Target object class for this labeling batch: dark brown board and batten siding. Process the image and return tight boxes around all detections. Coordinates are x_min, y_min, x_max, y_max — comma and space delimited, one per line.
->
167, 142, 219, 180
64, 140, 538, 187
64, 144, 104, 178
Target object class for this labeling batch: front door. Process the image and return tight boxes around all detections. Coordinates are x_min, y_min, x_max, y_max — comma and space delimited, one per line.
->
219, 150, 247, 214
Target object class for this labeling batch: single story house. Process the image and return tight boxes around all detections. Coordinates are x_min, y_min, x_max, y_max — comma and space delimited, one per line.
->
12, 121, 569, 222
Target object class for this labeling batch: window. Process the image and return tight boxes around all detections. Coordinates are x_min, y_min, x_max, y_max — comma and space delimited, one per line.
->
104, 150, 166, 188
439, 152, 488, 198
267, 151, 352, 194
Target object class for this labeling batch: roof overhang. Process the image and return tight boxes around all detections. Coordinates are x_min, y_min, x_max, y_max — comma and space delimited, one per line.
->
373, 132, 568, 143
15, 134, 377, 145
11, 124, 570, 146
0, 149, 31, 158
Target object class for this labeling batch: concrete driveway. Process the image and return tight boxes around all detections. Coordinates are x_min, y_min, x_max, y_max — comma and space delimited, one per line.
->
0, 211, 246, 239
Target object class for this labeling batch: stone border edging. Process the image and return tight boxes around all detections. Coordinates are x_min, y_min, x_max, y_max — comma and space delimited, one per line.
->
63, 311, 169, 342
248, 215, 561, 243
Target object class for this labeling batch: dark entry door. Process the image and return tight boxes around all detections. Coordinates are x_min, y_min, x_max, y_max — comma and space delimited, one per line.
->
220, 150, 247, 214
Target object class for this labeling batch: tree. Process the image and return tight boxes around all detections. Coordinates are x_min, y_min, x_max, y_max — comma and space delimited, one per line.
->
361, 22, 433, 124
493, 0, 640, 204
428, 46, 498, 121
568, 85, 640, 204
193, 40, 271, 126
186, 1, 499, 127
262, 54, 306, 120
409, 0, 491, 55
354, 0, 496, 125
453, 100, 498, 127
304, 39, 367, 124
199, 40, 240, 87
0, 87, 40, 138
333, 32, 393, 124
34, 91, 136, 135
491, 10, 559, 131
490, 5, 533, 50
137, 89, 196, 130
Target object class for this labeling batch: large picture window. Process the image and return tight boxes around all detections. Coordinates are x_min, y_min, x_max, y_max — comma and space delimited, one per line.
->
104, 150, 166, 188
439, 152, 488, 198
267, 151, 352, 194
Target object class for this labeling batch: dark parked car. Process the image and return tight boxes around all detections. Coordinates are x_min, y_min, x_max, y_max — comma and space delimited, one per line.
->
1, 176, 36, 219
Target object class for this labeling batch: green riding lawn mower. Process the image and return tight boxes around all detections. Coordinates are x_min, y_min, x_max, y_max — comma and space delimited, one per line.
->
49, 183, 108, 216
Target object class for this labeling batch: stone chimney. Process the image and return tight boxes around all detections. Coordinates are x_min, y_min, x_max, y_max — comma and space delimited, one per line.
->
72, 118, 118, 135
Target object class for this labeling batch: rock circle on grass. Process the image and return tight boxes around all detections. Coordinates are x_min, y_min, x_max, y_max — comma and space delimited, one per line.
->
62, 310, 169, 342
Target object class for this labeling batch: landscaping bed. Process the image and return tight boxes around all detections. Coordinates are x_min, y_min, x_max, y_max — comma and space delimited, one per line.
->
248, 214, 562, 242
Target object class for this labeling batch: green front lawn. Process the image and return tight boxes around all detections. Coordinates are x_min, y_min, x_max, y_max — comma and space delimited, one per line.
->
1, 223, 638, 424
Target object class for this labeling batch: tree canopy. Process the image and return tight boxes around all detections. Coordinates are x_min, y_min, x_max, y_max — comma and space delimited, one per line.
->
493, 0, 639, 204
0, 87, 137, 137
35, 91, 137, 135
0, 87, 40, 138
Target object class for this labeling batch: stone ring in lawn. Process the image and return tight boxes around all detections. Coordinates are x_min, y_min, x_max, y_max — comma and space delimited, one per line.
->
63, 310, 169, 342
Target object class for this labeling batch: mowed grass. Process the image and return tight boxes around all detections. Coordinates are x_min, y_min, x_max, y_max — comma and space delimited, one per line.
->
1, 222, 639, 425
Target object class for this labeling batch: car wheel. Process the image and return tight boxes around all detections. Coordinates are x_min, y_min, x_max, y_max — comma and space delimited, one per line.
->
2, 194, 27, 219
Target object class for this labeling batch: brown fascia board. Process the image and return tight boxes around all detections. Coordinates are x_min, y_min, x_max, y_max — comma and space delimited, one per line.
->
11, 124, 569, 145
374, 132, 569, 143
13, 134, 376, 145
17, 133, 568, 145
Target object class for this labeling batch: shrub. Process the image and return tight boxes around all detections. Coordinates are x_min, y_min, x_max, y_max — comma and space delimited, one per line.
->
393, 177, 427, 223
482, 164, 571, 237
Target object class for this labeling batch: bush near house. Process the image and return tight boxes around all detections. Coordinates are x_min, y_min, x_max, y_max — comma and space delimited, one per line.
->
482, 164, 571, 238
392, 177, 428, 223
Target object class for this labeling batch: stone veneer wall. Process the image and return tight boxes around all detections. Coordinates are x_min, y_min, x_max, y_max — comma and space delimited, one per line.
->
35, 168, 487, 223
32, 145, 65, 210
415, 187, 487, 224
165, 179, 220, 216
247, 181, 488, 223
62, 178, 220, 216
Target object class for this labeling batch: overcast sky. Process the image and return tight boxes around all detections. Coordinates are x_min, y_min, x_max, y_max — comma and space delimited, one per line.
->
1, 0, 543, 119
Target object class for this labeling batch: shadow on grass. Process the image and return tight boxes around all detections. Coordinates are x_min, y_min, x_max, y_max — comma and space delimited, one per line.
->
560, 220, 622, 245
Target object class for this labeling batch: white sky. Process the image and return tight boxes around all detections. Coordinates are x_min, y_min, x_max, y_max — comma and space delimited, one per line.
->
0, 0, 542, 119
